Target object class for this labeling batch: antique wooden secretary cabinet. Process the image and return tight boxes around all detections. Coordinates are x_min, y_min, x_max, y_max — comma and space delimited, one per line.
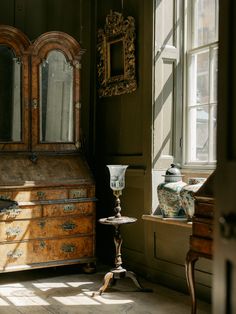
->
0, 25, 96, 272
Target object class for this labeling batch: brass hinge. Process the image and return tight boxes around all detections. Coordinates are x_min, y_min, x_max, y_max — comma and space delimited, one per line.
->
75, 102, 82, 109
32, 99, 38, 109
75, 141, 81, 149
75, 61, 82, 69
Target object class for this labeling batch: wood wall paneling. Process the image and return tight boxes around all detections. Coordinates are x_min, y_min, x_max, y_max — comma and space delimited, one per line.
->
0, 0, 14, 25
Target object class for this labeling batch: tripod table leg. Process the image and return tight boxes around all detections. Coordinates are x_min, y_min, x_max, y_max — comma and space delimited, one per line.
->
126, 270, 153, 292
98, 271, 114, 295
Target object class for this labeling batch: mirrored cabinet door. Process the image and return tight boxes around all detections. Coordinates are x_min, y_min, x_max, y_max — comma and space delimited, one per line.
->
40, 50, 74, 143
31, 31, 83, 152
0, 26, 30, 151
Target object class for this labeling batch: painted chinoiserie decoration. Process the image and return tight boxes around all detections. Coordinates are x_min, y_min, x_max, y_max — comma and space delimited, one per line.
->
157, 164, 187, 218
180, 177, 206, 220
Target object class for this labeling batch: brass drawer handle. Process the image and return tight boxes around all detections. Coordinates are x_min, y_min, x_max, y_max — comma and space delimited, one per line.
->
64, 204, 75, 212
61, 222, 77, 230
71, 189, 87, 198
39, 241, 46, 249
38, 220, 46, 228
7, 249, 23, 258
37, 191, 45, 200
0, 195, 10, 200
79, 206, 87, 214
208, 226, 213, 234
61, 244, 76, 253
6, 226, 22, 236
5, 207, 22, 217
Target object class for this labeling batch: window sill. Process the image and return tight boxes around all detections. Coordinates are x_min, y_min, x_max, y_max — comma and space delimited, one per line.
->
181, 164, 216, 172
142, 214, 192, 228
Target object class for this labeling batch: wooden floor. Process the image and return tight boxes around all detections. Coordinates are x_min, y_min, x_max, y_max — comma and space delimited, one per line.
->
0, 264, 211, 314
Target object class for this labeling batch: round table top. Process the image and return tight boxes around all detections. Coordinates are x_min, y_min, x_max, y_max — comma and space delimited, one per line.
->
99, 216, 137, 226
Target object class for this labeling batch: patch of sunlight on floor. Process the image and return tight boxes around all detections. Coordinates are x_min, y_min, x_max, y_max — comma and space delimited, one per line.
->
52, 295, 101, 305
0, 298, 10, 306
0, 283, 24, 288
7, 296, 49, 306
0, 280, 134, 307
0, 287, 34, 297
33, 282, 68, 291
67, 281, 94, 288
84, 293, 135, 305
53, 293, 135, 306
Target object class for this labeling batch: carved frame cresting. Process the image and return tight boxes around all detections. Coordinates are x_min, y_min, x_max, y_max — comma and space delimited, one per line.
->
97, 10, 137, 97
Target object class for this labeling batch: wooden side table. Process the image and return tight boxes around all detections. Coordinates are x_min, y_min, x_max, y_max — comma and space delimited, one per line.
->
185, 174, 214, 314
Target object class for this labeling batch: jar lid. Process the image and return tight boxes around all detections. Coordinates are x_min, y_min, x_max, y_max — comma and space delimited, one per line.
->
165, 164, 182, 176
162, 164, 183, 183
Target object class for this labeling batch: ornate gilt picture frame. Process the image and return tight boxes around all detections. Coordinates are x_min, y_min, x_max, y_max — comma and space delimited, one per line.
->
97, 10, 137, 97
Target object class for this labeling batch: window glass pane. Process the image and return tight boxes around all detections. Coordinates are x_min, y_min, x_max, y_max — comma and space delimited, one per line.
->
0, 45, 21, 142
40, 50, 73, 143
186, 0, 218, 165
212, 47, 218, 103
212, 105, 217, 160
196, 106, 209, 161
189, 50, 209, 105
193, 0, 218, 47
188, 106, 209, 161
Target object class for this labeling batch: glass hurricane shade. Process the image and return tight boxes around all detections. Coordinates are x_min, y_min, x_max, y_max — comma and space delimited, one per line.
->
107, 165, 128, 191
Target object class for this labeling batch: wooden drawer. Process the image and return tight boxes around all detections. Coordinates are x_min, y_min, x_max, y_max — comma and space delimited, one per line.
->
192, 219, 213, 239
12, 189, 68, 202
48, 236, 94, 261
43, 202, 95, 217
2, 186, 95, 202
69, 188, 88, 199
0, 191, 13, 200
0, 236, 94, 270
69, 186, 95, 199
0, 204, 42, 221
190, 236, 212, 256
195, 201, 214, 218
0, 216, 94, 241
43, 216, 94, 237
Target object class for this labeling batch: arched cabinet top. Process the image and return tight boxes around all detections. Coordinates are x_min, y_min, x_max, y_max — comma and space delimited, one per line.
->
0, 25, 30, 55
0, 26, 84, 153
31, 31, 85, 62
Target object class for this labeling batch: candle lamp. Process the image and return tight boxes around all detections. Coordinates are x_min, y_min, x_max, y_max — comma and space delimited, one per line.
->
106, 164, 128, 220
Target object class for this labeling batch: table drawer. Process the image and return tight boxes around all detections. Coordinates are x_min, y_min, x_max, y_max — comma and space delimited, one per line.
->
190, 236, 213, 256
0, 236, 94, 270
0, 216, 94, 241
195, 201, 214, 218
43, 202, 95, 217
192, 221, 213, 239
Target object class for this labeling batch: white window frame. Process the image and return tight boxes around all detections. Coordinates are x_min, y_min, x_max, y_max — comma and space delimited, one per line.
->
183, 0, 219, 169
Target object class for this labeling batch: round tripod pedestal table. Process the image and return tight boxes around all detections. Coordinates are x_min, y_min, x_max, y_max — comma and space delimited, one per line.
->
93, 215, 152, 296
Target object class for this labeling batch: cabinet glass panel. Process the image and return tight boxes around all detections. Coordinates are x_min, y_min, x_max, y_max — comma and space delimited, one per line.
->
0, 45, 22, 142
40, 50, 74, 143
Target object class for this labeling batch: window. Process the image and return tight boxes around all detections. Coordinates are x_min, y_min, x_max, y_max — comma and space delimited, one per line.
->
185, 0, 219, 165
